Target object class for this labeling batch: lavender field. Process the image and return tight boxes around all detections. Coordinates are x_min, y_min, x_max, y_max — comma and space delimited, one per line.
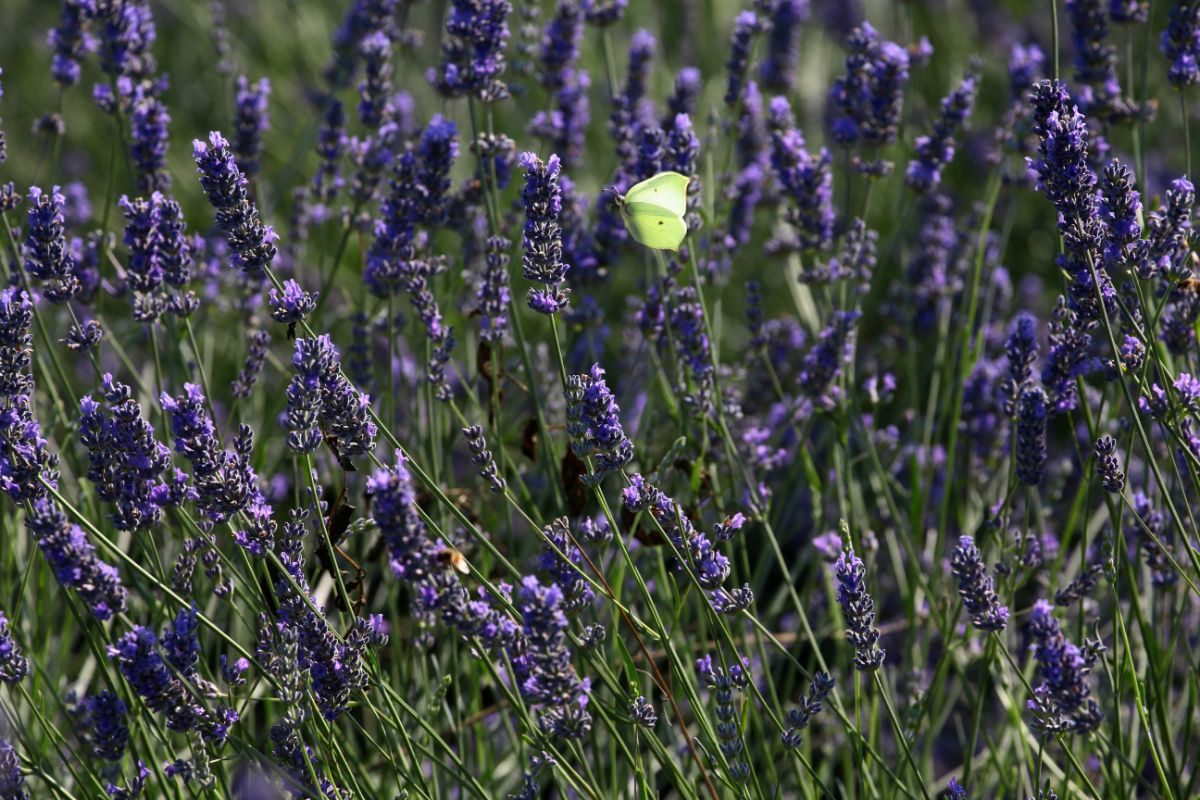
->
0, 0, 1198, 797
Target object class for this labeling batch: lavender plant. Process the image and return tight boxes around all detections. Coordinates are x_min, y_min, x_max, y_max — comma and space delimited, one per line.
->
0, 1, 1199, 798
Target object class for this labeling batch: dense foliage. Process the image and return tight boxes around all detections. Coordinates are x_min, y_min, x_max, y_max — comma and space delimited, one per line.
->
0, 0, 1199, 798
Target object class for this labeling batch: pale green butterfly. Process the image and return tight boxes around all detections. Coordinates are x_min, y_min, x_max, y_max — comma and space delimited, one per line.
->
613, 171, 690, 251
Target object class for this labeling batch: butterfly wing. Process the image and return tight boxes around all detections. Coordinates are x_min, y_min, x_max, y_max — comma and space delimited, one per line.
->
623, 171, 690, 217
622, 202, 688, 250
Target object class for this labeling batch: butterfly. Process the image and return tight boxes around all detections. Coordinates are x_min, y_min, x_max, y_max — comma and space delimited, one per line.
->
614, 171, 690, 251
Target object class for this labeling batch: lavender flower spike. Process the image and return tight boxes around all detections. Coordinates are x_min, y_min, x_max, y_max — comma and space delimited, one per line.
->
520, 151, 571, 314
192, 131, 278, 275
0, 736, 27, 800
233, 76, 271, 177
906, 68, 978, 193
725, 11, 762, 108
285, 335, 377, 459
951, 536, 1009, 631
1163, 0, 1200, 87
832, 546, 885, 670
430, 0, 513, 100
24, 185, 81, 303
1027, 599, 1104, 735
565, 363, 633, 483
25, 498, 128, 621
1016, 386, 1048, 486
0, 610, 29, 685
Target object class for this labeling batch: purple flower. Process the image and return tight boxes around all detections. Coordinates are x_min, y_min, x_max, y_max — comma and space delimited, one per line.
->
1129, 492, 1176, 587
157, 196, 193, 289
1030, 81, 1114, 322
415, 115, 459, 226
118, 193, 166, 317
1099, 159, 1141, 265
1111, 0, 1149, 22
951, 536, 1009, 631
697, 655, 750, 780
1041, 297, 1095, 413
478, 235, 511, 342
357, 31, 392, 128
1002, 312, 1039, 416
623, 475, 743, 612
1027, 600, 1103, 735
1015, 386, 1049, 486
781, 671, 833, 749
666, 113, 700, 198
538, 0, 583, 90
365, 149, 420, 297
630, 695, 657, 727
667, 67, 702, 120
1163, 0, 1200, 87
323, 0, 399, 91
528, 68, 591, 169
268, 279, 317, 329
632, 123, 665, 181
0, 289, 60, 503
233, 76, 271, 177
906, 68, 978, 193
24, 185, 81, 303
285, 335, 377, 458
369, 455, 456, 597
86, 690, 129, 762
25, 498, 127, 620
1141, 176, 1194, 279
365, 146, 457, 399
832, 546, 885, 670
193, 131, 278, 275
160, 384, 276, 552
725, 11, 763, 108
463, 424, 506, 493
669, 286, 716, 411
537, 517, 593, 612
48, 0, 96, 87
515, 576, 593, 738
582, 0, 625, 25
232, 328, 271, 399
95, 0, 157, 85
0, 610, 29, 685
565, 363, 633, 482
80, 374, 180, 531
311, 99, 348, 216
1008, 43, 1045, 97
0, 736, 27, 800
769, 98, 834, 251
430, 0, 512, 99
129, 85, 171, 193
829, 23, 911, 155
1093, 435, 1125, 493
520, 151, 571, 314
108, 623, 202, 737
760, 0, 809, 91
1066, 0, 1134, 119
798, 310, 860, 404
